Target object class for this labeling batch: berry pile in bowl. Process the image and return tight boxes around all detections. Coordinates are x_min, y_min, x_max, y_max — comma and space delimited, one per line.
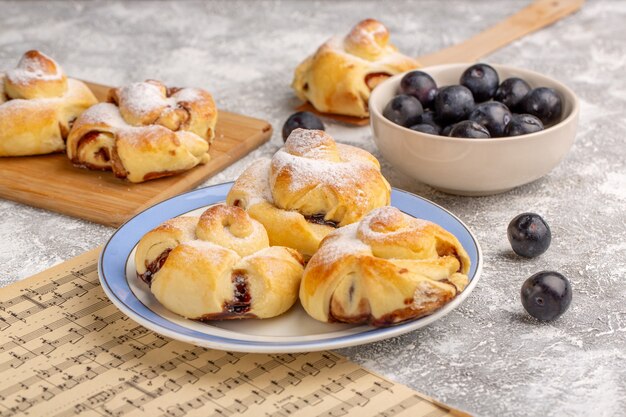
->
369, 63, 579, 196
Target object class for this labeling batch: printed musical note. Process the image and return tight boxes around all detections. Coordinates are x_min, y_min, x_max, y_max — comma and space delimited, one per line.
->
0, 250, 463, 417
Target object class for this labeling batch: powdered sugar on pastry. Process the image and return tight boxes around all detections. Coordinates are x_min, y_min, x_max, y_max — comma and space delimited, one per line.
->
269, 129, 390, 220
6, 50, 65, 85
171, 88, 202, 103
357, 206, 433, 240
271, 150, 371, 198
78, 102, 130, 129
113, 82, 202, 119
292, 19, 418, 117
66, 79, 217, 182
227, 128, 390, 256
412, 281, 443, 309
1, 51, 97, 157
115, 81, 169, 118
313, 223, 372, 265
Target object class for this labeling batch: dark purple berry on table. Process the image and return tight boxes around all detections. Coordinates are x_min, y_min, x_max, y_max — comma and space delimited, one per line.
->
441, 124, 454, 136
434, 85, 475, 124
460, 63, 499, 102
399, 71, 438, 109
282, 111, 325, 141
409, 123, 440, 135
468, 102, 512, 138
383, 94, 423, 127
448, 120, 490, 139
505, 114, 544, 136
507, 213, 551, 258
521, 271, 572, 321
519, 87, 563, 126
495, 77, 531, 110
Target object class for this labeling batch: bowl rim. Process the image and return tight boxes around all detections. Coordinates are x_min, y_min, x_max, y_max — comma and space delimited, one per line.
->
369, 62, 580, 143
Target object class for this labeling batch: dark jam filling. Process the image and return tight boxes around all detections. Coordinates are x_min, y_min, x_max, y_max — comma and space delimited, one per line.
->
224, 270, 251, 314
138, 248, 172, 286
304, 214, 339, 228
95, 147, 111, 162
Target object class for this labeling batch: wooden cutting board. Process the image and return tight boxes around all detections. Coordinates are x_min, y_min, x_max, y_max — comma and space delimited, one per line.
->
298, 0, 585, 126
0, 81, 272, 227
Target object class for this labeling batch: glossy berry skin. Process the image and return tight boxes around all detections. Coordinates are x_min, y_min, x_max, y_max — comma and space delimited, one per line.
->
441, 124, 454, 136
521, 271, 572, 321
282, 111, 325, 141
505, 114, 544, 136
399, 71, 438, 108
410, 123, 440, 135
434, 85, 475, 124
383, 94, 423, 127
494, 77, 531, 110
460, 63, 499, 102
507, 213, 551, 258
418, 110, 441, 128
449, 120, 490, 139
520, 87, 563, 126
468, 102, 512, 137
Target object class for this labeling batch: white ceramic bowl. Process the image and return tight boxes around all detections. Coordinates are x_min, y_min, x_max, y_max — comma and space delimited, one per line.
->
370, 63, 579, 196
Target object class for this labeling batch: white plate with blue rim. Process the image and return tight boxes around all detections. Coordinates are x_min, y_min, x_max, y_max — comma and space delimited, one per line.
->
99, 182, 482, 353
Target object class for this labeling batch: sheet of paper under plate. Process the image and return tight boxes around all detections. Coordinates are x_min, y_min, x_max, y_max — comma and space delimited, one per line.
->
0, 248, 469, 417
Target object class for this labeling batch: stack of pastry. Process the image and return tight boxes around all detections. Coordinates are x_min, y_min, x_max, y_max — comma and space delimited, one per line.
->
0, 51, 97, 156
226, 128, 391, 256
0, 50, 219, 183
136, 128, 471, 327
67, 80, 217, 183
135, 204, 304, 320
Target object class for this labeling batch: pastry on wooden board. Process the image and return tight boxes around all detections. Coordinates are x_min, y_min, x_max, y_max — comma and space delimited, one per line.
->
292, 19, 419, 118
299, 206, 470, 327
135, 204, 304, 320
0, 50, 98, 156
226, 128, 391, 257
66, 80, 217, 183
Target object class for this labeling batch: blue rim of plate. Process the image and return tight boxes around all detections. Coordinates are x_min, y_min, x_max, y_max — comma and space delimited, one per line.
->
99, 182, 482, 352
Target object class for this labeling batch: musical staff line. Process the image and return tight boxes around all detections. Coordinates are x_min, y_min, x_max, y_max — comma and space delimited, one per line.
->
0, 249, 465, 417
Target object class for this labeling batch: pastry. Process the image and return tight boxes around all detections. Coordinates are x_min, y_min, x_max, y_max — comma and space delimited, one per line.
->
299, 206, 471, 327
135, 204, 304, 320
292, 19, 419, 118
226, 128, 391, 257
0, 50, 98, 156
66, 80, 217, 183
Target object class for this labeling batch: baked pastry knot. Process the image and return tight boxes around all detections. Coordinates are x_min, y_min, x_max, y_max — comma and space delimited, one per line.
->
226, 128, 391, 257
292, 19, 419, 118
300, 206, 471, 327
66, 80, 217, 182
0, 50, 97, 156
135, 204, 304, 320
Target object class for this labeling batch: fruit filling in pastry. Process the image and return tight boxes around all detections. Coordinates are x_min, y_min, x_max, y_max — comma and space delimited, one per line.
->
135, 204, 304, 320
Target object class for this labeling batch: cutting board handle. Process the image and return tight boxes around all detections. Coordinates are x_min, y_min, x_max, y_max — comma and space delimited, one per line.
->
418, 0, 585, 66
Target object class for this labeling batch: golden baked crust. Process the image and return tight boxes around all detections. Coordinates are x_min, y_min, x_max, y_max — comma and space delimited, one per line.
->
292, 19, 419, 118
134, 204, 304, 320
66, 80, 217, 183
0, 51, 98, 156
226, 129, 391, 257
299, 206, 471, 327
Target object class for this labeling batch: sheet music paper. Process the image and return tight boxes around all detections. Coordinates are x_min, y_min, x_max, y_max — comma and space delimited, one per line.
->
0, 249, 469, 417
